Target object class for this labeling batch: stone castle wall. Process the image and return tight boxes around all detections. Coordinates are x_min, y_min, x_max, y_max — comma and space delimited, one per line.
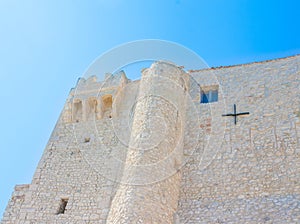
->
2, 55, 300, 223
178, 55, 300, 223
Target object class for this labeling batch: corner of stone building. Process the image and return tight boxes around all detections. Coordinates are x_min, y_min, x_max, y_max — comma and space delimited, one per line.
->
2, 184, 30, 223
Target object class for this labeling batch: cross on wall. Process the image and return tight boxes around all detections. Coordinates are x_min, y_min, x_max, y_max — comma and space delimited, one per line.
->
222, 104, 250, 125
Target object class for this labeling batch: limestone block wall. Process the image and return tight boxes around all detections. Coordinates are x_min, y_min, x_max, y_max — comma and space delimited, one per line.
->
2, 74, 131, 224
177, 55, 300, 223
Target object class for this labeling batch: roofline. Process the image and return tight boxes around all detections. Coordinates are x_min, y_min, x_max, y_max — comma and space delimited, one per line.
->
188, 53, 300, 73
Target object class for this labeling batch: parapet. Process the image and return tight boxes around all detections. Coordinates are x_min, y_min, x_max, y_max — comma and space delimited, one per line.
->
61, 71, 129, 123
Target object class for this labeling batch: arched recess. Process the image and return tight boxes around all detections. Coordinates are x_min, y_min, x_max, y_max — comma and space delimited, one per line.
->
72, 99, 83, 122
101, 94, 113, 118
87, 97, 99, 120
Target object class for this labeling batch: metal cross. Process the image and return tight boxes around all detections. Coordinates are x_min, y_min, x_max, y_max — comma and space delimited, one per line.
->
222, 104, 250, 125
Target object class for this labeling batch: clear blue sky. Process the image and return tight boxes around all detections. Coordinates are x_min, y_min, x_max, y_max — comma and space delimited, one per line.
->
0, 0, 299, 216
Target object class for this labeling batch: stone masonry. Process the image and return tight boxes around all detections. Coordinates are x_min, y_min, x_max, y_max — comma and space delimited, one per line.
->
2, 55, 300, 223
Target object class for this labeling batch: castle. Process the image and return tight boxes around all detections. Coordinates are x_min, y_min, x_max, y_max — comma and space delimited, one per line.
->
2, 55, 300, 223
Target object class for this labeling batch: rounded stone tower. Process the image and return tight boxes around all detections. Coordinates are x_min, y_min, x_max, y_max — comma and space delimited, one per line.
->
107, 62, 188, 223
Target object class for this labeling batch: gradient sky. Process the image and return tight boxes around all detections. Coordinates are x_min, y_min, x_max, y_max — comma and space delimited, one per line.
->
0, 0, 299, 216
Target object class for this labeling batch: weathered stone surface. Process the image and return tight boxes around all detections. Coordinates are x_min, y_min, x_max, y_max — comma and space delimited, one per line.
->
2, 55, 300, 223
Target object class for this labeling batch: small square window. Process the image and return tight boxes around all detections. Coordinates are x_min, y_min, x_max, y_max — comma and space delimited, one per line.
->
57, 198, 68, 215
200, 86, 218, 104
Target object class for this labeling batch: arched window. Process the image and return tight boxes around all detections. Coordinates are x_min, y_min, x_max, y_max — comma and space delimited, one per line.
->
72, 99, 83, 122
101, 95, 113, 118
87, 97, 98, 120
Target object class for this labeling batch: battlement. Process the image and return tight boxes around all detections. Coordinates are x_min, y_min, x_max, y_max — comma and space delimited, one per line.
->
61, 61, 189, 124
61, 71, 130, 123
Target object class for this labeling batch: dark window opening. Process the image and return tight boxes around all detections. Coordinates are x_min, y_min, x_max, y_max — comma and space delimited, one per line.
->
57, 198, 68, 214
200, 87, 218, 104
